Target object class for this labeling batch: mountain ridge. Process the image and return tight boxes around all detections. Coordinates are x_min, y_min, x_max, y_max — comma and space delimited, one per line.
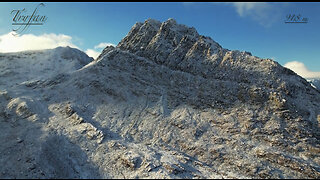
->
113, 19, 305, 88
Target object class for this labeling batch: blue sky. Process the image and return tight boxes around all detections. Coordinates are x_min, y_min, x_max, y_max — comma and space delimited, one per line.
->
0, 2, 319, 78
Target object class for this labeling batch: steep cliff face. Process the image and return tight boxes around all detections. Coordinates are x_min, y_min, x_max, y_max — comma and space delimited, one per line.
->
0, 19, 319, 179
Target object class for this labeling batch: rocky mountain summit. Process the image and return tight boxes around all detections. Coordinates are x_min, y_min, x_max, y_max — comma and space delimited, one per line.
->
0, 18, 320, 179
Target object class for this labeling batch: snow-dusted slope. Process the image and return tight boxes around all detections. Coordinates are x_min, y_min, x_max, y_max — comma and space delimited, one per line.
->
0, 19, 320, 179
0, 46, 93, 89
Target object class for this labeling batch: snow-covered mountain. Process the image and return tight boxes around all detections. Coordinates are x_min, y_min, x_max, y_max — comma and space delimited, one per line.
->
0, 46, 93, 88
0, 19, 319, 179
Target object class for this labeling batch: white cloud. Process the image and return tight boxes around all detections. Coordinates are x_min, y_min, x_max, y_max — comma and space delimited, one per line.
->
0, 31, 78, 53
284, 61, 320, 79
0, 31, 115, 59
85, 49, 100, 59
94, 42, 115, 49
230, 2, 282, 27
85, 42, 116, 59
232, 2, 260, 17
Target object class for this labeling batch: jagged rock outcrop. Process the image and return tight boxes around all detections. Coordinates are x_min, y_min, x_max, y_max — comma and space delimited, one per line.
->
117, 18, 295, 86
0, 19, 319, 179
